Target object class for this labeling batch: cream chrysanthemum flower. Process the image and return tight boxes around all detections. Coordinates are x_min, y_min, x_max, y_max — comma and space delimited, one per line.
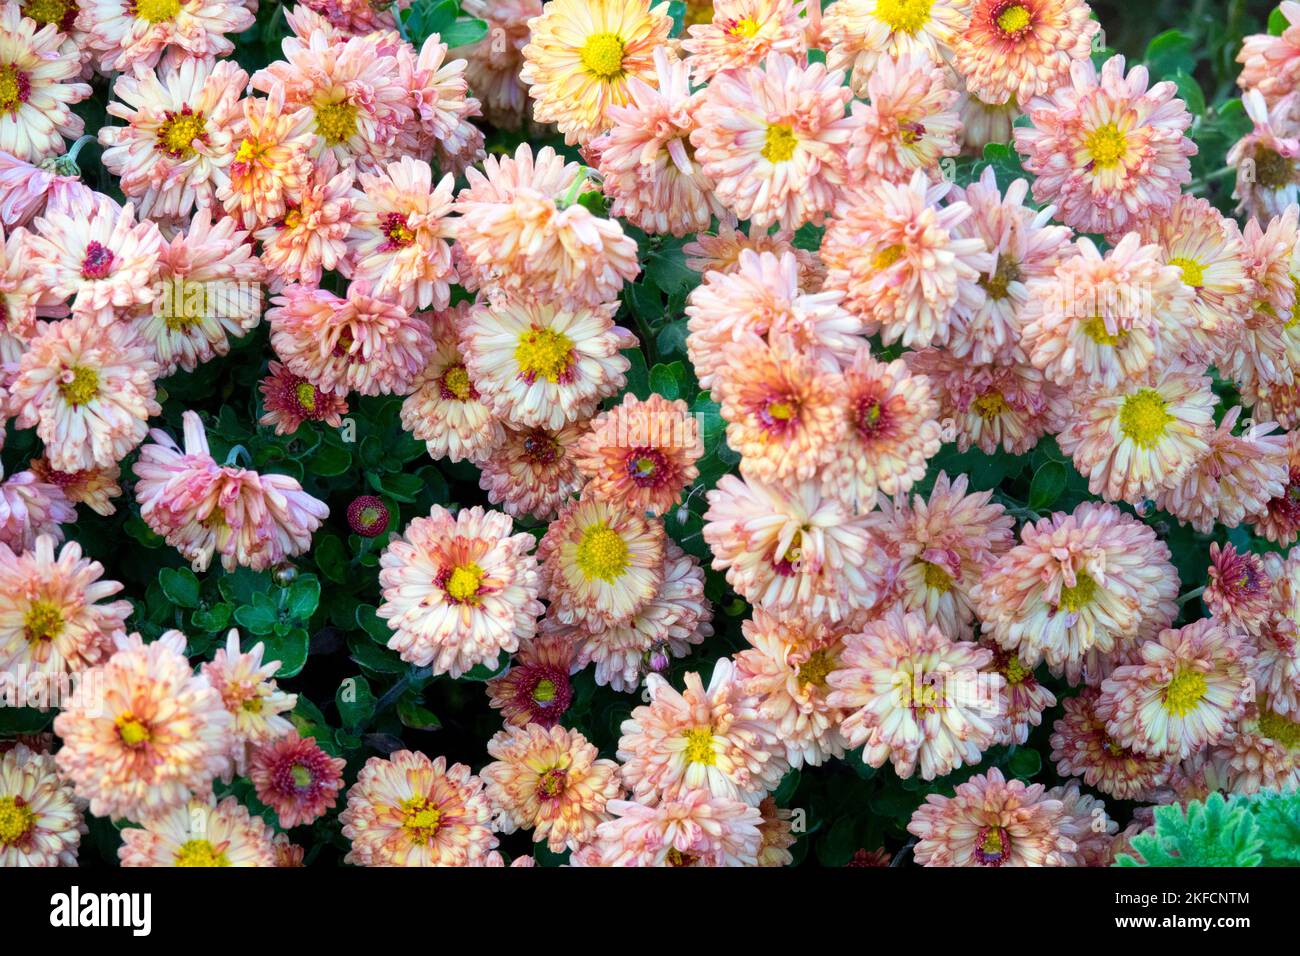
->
820, 0, 970, 94
691, 53, 855, 229
377, 505, 543, 678
1057, 364, 1216, 505
0, 744, 85, 867
681, 0, 806, 82
957, 86, 1023, 154
0, 6, 90, 163
119, 796, 276, 867
254, 152, 356, 290
953, 0, 1098, 106
828, 607, 1003, 780
973, 502, 1179, 687
53, 630, 233, 823
683, 221, 825, 291
78, 0, 253, 74
482, 723, 622, 853
340, 750, 496, 867
218, 89, 316, 231
460, 297, 634, 431
1049, 688, 1173, 800
477, 422, 587, 521
200, 631, 297, 774
618, 657, 786, 806
519, 0, 674, 145
575, 789, 762, 867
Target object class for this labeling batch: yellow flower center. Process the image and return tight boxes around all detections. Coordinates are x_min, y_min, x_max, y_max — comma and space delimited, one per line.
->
0, 65, 26, 114
294, 380, 318, 412
873, 244, 904, 271
537, 767, 567, 799
315, 99, 358, 147
920, 560, 953, 593
241, 696, 263, 713
979, 826, 1008, 857
1002, 654, 1030, 685
115, 713, 152, 748
765, 398, 796, 422
798, 648, 837, 689
445, 562, 485, 603
1253, 148, 1295, 190
575, 524, 629, 582
730, 17, 762, 37
515, 327, 574, 383
972, 390, 1008, 419
980, 256, 1021, 299
133, 0, 180, 23
23, 0, 75, 27
234, 138, 261, 165
580, 32, 626, 79
442, 365, 472, 401
532, 678, 557, 703
401, 796, 442, 843
1163, 668, 1208, 717
683, 726, 716, 765
1085, 122, 1128, 170
59, 366, 99, 407
23, 599, 64, 644
174, 839, 230, 867
1119, 388, 1174, 448
1058, 572, 1097, 613
1082, 315, 1127, 346
1258, 705, 1300, 749
996, 3, 1031, 33
875, 0, 934, 34
762, 124, 798, 163
157, 110, 207, 159
0, 797, 35, 847
290, 764, 314, 789
1168, 256, 1205, 289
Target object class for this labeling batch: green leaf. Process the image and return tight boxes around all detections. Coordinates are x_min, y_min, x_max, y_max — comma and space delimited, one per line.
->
648, 361, 685, 401
1170, 70, 1206, 118
461, 656, 510, 681
441, 17, 488, 48
218, 567, 269, 605
190, 603, 232, 633
336, 674, 376, 729
397, 692, 442, 731
158, 567, 201, 608
314, 534, 348, 584
310, 442, 352, 478
284, 574, 321, 621
1118, 793, 1263, 867
1006, 748, 1041, 780
356, 604, 392, 645
258, 627, 310, 679
1143, 30, 1196, 80
621, 347, 650, 400
347, 634, 407, 675
644, 237, 698, 296
1271, 6, 1290, 35
656, 319, 690, 360
1027, 461, 1068, 511
234, 594, 277, 635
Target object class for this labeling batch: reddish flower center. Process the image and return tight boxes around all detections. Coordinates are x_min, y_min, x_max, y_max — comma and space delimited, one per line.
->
438, 363, 474, 401
624, 446, 670, 487
381, 212, 415, 250
535, 767, 567, 800
80, 241, 115, 280
522, 430, 559, 466
974, 825, 1012, 865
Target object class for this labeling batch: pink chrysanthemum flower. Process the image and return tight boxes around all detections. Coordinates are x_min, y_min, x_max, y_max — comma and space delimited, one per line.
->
247, 732, 346, 830
53, 631, 232, 822
617, 657, 786, 806
1239, 2, 1300, 107
908, 767, 1076, 866
200, 631, 296, 773
0, 744, 85, 867
460, 297, 634, 431
1251, 430, 1300, 546
1257, 551, 1300, 716
341, 751, 496, 867
0, 469, 74, 554
691, 53, 854, 229
257, 360, 349, 436
118, 796, 276, 867
1226, 207, 1300, 397
681, 0, 805, 82
486, 632, 578, 728
983, 643, 1056, 746
9, 314, 160, 473
218, 89, 316, 231
703, 474, 884, 622
133, 411, 329, 572
845, 53, 961, 187
477, 422, 586, 521
1049, 688, 1173, 800
99, 58, 246, 221
1228, 90, 1300, 223
519, 0, 674, 146
954, 0, 1098, 106
267, 284, 434, 398
1219, 698, 1300, 795
1205, 542, 1273, 633
454, 145, 640, 306
28, 457, 121, 517
254, 152, 355, 290
1058, 364, 1217, 505
683, 220, 825, 291
574, 392, 702, 516
78, 0, 253, 74
872, 471, 1015, 642
344, 156, 456, 312
377, 504, 542, 678
0, 534, 130, 684
1013, 55, 1196, 240
1098, 619, 1254, 760
577, 790, 763, 867
827, 607, 1002, 780
821, 170, 993, 349
0, 149, 85, 230
399, 33, 485, 177
0, 7, 90, 162
820, 0, 970, 94
972, 502, 1179, 686
483, 724, 622, 853
1051, 783, 1118, 866
460, 0, 540, 130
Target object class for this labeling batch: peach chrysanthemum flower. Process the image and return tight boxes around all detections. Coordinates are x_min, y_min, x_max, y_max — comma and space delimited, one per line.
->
78, 0, 253, 74
292, 0, 410, 35
267, 283, 434, 397
972, 502, 1179, 687
819, 349, 941, 511
691, 53, 855, 229
519, 0, 674, 146
133, 410, 329, 572
1051, 783, 1118, 866
400, 33, 486, 177
683, 221, 825, 291
1227, 90, 1300, 223
0, 7, 90, 162
1256, 550, 1300, 716
0, 744, 84, 867
820, 0, 970, 94
821, 170, 993, 349
254, 152, 356, 290
756, 797, 795, 867
1205, 542, 1273, 633
460, 297, 634, 431
1049, 688, 1173, 801
1098, 619, 1254, 760
27, 457, 121, 517
574, 392, 702, 516
247, 732, 346, 830
257, 360, 349, 436
118, 796, 276, 867
983, 643, 1056, 746
340, 750, 496, 867
0, 468, 74, 553
477, 422, 586, 521
99, 58, 246, 221
1057, 364, 1216, 505
1239, 2, 1300, 107
1218, 698, 1300, 795
872, 471, 1014, 642
704, 473, 884, 622
844, 53, 961, 187
617, 657, 786, 806
344, 156, 456, 312
200, 631, 297, 774
1224, 206, 1299, 397
953, 0, 1098, 106
483, 724, 622, 853
1013, 55, 1195, 241
453, 144, 640, 307
486, 632, 578, 728
538, 497, 665, 632
681, 0, 806, 82
907, 767, 1076, 866
460, 0, 541, 130
9, 314, 160, 473
0, 533, 130, 683
827, 607, 1003, 780
377, 504, 542, 678
576, 789, 763, 866
733, 608, 853, 768
53, 630, 233, 822
218, 89, 316, 231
